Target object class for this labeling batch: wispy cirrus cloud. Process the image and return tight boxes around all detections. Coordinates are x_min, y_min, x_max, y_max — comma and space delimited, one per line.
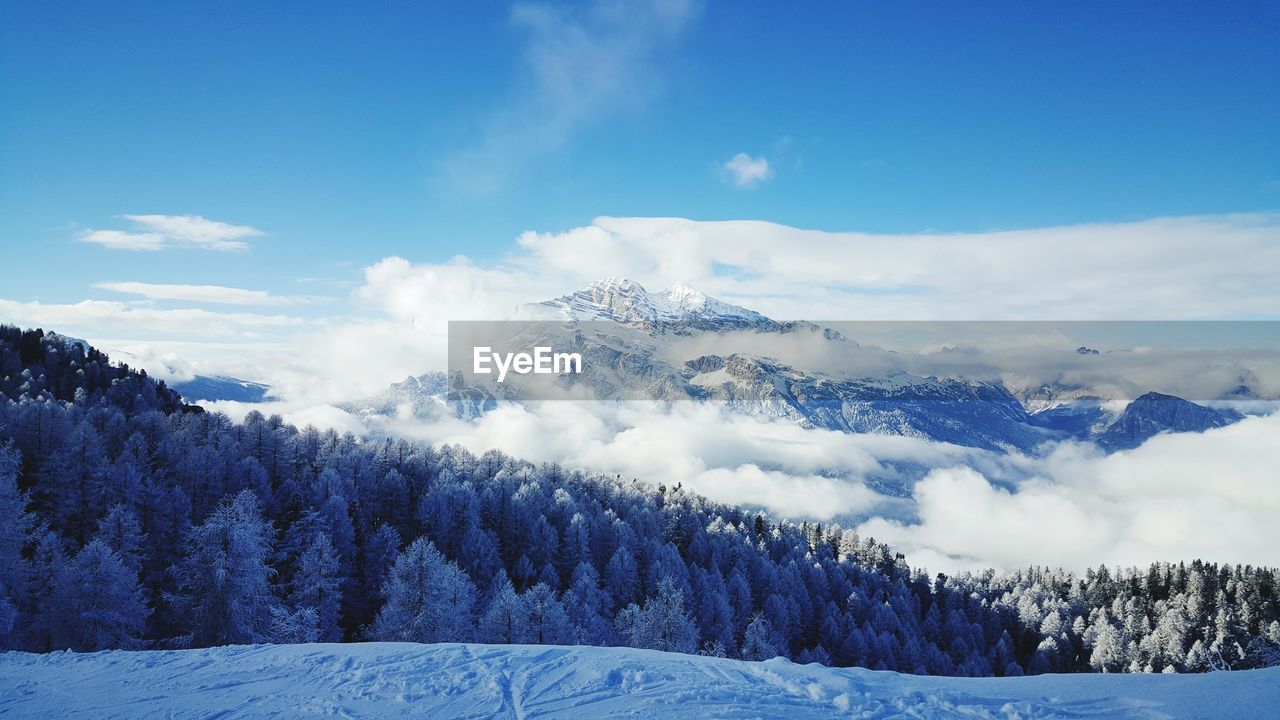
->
94, 281, 323, 306
721, 152, 772, 188
441, 0, 700, 196
79, 214, 263, 252
77, 229, 171, 251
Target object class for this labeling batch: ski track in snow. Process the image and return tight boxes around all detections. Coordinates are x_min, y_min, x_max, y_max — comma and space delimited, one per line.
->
1, 642, 1277, 719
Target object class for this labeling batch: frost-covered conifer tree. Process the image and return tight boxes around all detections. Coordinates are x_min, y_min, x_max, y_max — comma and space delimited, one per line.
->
562, 562, 612, 644
479, 573, 526, 644
523, 583, 573, 645
0, 444, 32, 647
95, 504, 145, 578
615, 576, 698, 654
1089, 619, 1125, 673
741, 613, 778, 660
170, 490, 279, 646
288, 532, 342, 642
49, 539, 148, 651
370, 537, 475, 643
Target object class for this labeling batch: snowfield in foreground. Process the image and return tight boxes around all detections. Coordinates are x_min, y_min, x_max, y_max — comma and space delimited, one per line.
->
2, 643, 1277, 719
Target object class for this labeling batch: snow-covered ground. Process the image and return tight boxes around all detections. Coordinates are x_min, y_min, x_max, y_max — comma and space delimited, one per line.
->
2, 642, 1276, 719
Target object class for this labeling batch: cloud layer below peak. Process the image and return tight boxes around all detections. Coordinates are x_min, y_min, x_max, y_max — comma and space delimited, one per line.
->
860, 412, 1280, 573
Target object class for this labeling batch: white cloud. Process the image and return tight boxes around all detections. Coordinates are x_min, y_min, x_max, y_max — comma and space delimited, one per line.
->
105, 345, 200, 384
268, 318, 447, 405
722, 153, 772, 188
0, 299, 298, 338
87, 338, 287, 386
510, 214, 1280, 320
442, 0, 699, 195
77, 229, 169, 251
355, 256, 566, 333
210, 212, 1276, 407
378, 400, 965, 520
859, 413, 1280, 573
94, 282, 306, 306
83, 212, 1279, 325
197, 399, 368, 436
79, 214, 263, 252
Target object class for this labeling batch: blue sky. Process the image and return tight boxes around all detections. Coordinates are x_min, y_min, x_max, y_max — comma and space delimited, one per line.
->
1, 0, 1277, 308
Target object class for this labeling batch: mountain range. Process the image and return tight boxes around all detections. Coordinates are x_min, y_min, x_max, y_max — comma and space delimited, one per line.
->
342, 279, 1247, 453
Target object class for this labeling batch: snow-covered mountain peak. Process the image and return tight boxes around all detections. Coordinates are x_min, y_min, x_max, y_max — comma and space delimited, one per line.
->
528, 278, 774, 331
660, 282, 708, 307
588, 275, 643, 291
582, 276, 656, 318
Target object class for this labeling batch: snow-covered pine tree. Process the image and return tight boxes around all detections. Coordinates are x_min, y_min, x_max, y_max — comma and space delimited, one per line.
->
49, 539, 148, 651
522, 583, 573, 645
479, 573, 526, 644
1089, 617, 1125, 673
562, 562, 612, 644
94, 504, 146, 578
0, 443, 33, 647
741, 613, 778, 660
288, 532, 342, 642
370, 537, 475, 643
615, 576, 699, 654
26, 528, 67, 652
169, 489, 279, 647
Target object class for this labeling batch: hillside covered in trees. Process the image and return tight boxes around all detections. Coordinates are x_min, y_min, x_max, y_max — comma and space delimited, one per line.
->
1, 325, 1278, 675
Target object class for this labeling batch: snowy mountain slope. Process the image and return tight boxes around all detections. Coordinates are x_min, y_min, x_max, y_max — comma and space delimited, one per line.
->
1014, 382, 1110, 417
1019, 382, 1117, 440
682, 354, 1049, 452
2, 642, 1276, 719
1019, 386, 1247, 452
437, 335, 1050, 451
1028, 400, 1115, 437
170, 374, 270, 403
